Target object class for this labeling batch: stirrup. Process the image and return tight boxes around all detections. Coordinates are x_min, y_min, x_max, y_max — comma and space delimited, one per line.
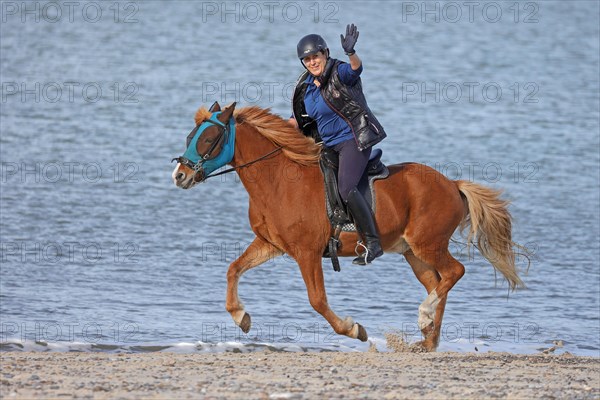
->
353, 241, 369, 265
354, 240, 367, 256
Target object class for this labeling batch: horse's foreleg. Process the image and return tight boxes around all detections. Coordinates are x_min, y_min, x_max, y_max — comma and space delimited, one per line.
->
297, 254, 368, 342
225, 237, 282, 333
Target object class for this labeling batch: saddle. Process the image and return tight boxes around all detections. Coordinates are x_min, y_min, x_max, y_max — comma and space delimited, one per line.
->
319, 148, 389, 272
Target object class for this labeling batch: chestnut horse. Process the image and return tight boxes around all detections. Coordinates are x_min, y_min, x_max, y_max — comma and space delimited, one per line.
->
172, 102, 524, 351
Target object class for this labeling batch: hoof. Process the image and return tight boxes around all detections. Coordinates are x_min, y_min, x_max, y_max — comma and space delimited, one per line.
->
239, 313, 251, 333
357, 323, 368, 342
411, 340, 436, 353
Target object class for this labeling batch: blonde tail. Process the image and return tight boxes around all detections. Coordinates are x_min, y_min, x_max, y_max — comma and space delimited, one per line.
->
456, 180, 525, 290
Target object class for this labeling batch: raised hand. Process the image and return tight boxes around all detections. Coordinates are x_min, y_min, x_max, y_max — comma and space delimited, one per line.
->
340, 23, 359, 55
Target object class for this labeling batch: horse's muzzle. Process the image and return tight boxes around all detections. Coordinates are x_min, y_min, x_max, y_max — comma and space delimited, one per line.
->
172, 162, 206, 189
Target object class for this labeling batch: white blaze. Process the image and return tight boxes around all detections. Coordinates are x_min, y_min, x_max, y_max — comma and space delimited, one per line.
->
172, 163, 182, 183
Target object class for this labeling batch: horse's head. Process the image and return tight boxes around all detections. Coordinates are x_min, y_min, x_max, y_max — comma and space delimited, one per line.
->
172, 101, 236, 189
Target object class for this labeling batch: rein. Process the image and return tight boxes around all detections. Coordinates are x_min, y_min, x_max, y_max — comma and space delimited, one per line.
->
203, 146, 283, 180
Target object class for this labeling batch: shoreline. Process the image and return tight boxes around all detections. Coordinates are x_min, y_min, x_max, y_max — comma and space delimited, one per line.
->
2, 351, 599, 399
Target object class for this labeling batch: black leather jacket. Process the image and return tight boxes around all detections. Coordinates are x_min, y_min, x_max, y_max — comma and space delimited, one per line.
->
292, 58, 387, 151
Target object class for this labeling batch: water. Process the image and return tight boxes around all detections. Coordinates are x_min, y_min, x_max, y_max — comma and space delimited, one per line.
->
1, 1, 598, 356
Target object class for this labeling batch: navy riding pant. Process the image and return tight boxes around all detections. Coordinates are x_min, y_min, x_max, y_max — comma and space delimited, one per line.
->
332, 138, 372, 202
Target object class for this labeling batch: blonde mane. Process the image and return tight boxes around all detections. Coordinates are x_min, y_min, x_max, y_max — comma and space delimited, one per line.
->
194, 105, 321, 165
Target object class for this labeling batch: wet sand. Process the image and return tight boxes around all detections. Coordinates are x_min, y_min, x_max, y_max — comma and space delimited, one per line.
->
1, 351, 599, 399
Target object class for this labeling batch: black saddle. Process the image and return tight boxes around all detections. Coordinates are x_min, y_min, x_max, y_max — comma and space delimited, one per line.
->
319, 148, 389, 271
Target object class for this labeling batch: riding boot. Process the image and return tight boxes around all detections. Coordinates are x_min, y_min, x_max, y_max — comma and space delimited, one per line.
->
345, 187, 383, 265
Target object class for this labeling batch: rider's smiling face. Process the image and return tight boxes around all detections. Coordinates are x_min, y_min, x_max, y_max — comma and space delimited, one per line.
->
303, 52, 327, 77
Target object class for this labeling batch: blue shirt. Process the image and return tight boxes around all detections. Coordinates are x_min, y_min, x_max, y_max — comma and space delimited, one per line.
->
304, 62, 363, 146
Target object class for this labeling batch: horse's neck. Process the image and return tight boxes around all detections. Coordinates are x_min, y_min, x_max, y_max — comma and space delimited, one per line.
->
233, 126, 321, 205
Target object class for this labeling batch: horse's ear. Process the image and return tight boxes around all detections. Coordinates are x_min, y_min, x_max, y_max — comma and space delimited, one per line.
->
208, 101, 221, 112
218, 102, 236, 123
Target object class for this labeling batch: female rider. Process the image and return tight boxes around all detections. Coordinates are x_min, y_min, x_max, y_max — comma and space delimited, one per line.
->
289, 24, 387, 265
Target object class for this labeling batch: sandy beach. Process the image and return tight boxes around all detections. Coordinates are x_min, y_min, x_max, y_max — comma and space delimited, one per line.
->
1, 350, 598, 399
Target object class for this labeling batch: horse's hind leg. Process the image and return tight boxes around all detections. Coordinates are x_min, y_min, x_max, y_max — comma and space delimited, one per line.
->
407, 246, 465, 351
225, 237, 283, 333
404, 250, 444, 349
296, 253, 368, 341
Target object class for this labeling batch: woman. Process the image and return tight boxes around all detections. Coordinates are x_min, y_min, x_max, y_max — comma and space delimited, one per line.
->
289, 24, 387, 265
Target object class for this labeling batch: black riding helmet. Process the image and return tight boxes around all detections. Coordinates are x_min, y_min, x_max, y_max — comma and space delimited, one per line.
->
297, 34, 329, 66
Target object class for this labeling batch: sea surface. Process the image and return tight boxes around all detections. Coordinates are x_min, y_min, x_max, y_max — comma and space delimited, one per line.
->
1, 1, 599, 356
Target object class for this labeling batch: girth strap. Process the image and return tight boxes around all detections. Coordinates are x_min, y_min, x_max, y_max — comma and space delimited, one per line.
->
328, 225, 343, 272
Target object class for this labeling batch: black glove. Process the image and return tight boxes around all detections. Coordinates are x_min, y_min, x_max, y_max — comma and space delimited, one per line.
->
340, 23, 359, 56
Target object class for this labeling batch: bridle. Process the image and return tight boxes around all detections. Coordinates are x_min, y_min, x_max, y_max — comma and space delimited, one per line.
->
172, 113, 283, 183
171, 117, 229, 172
